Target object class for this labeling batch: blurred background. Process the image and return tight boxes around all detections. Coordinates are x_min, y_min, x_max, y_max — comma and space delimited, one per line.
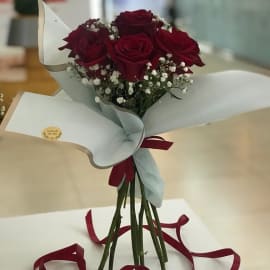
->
0, 1, 270, 269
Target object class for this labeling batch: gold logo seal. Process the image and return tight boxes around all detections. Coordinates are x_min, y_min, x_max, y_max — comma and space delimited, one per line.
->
42, 126, 62, 140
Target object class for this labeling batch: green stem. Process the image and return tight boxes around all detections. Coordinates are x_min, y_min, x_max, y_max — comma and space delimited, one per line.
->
137, 172, 166, 270
98, 181, 129, 270
151, 204, 168, 262
123, 184, 128, 208
108, 214, 122, 270
130, 179, 139, 265
138, 198, 145, 265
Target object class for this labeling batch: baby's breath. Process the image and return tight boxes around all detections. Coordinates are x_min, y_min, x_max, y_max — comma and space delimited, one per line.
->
68, 50, 194, 116
0, 92, 5, 120
65, 15, 196, 117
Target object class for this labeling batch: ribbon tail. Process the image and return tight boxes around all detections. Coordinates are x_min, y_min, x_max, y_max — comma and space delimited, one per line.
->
109, 157, 135, 186
84, 210, 240, 270
191, 249, 241, 270
33, 244, 86, 270
133, 148, 164, 207
109, 163, 124, 187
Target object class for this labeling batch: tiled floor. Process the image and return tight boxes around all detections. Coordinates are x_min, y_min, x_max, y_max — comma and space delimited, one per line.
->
0, 51, 270, 269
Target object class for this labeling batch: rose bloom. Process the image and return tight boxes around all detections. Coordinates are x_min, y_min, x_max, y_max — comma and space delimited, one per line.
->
60, 20, 109, 67
113, 9, 161, 37
155, 28, 204, 67
107, 33, 155, 82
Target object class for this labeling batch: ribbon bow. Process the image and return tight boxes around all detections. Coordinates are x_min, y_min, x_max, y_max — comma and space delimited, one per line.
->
109, 136, 173, 187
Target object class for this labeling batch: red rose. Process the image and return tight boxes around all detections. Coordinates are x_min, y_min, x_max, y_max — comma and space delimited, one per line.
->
107, 33, 154, 82
155, 28, 204, 67
113, 10, 161, 36
59, 20, 109, 67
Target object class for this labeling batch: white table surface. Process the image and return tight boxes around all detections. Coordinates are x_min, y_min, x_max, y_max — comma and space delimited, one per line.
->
0, 199, 238, 269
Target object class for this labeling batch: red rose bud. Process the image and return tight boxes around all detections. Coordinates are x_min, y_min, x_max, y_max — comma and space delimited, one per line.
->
107, 33, 155, 82
59, 20, 109, 67
155, 28, 204, 67
60, 19, 99, 54
113, 9, 161, 37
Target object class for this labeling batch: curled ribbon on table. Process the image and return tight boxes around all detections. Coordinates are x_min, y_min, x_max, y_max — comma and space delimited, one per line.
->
33, 244, 86, 270
33, 210, 240, 270
109, 136, 173, 187
85, 211, 240, 270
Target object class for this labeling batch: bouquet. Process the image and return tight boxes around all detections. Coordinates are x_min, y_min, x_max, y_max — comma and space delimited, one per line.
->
2, 1, 270, 270
59, 10, 203, 117
58, 9, 204, 270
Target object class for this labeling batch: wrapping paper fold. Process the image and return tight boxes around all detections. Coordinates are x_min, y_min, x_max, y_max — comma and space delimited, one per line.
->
144, 70, 270, 136
2, 92, 144, 168
1, 0, 270, 206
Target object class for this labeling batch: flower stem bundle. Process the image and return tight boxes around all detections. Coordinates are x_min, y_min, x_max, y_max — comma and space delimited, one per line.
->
98, 166, 168, 270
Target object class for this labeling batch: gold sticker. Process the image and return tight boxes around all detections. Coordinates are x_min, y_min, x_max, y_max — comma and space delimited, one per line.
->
42, 126, 62, 140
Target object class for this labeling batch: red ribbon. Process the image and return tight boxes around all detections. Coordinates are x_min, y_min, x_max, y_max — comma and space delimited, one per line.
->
85, 210, 240, 270
33, 210, 240, 270
33, 244, 86, 270
109, 157, 135, 186
109, 136, 173, 187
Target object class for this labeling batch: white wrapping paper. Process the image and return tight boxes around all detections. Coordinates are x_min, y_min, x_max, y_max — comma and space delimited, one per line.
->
3, 92, 144, 168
